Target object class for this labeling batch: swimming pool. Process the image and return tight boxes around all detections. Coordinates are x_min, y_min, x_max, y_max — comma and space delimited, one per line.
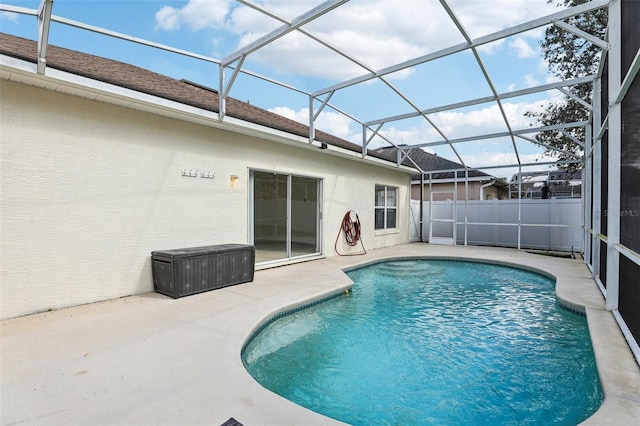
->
242, 259, 603, 425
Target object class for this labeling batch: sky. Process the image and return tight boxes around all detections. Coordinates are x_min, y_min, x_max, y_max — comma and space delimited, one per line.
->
0, 0, 581, 179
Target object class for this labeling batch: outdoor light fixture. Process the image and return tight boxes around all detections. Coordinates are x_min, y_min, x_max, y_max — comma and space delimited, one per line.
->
230, 175, 239, 183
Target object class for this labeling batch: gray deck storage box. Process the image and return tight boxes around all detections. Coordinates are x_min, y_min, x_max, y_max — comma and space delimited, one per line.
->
151, 244, 255, 298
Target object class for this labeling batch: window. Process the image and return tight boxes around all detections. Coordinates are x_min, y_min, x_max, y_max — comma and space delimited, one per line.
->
375, 185, 397, 230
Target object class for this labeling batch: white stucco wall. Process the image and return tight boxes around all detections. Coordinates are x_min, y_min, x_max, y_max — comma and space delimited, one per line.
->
0, 79, 411, 319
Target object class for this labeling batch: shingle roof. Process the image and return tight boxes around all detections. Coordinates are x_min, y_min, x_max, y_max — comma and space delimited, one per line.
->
0, 33, 399, 165
375, 146, 493, 180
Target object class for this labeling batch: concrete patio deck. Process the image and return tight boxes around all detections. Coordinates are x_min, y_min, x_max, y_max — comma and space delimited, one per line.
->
2, 244, 639, 425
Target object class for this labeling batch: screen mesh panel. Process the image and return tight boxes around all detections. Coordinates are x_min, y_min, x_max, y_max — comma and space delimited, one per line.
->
599, 240, 607, 287
620, 1, 640, 253
600, 56, 609, 245
617, 0, 640, 352
619, 255, 640, 347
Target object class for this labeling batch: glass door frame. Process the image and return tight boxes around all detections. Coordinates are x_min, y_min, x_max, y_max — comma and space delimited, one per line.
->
249, 169, 323, 265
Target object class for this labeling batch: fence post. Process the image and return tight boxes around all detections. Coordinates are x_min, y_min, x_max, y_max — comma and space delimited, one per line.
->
550, 198, 557, 251
517, 167, 522, 250
492, 198, 499, 246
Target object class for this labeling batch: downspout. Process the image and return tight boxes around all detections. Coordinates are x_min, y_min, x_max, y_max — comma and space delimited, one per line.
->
480, 180, 495, 200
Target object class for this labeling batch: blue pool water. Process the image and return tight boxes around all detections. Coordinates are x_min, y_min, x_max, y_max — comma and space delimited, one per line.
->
242, 259, 603, 425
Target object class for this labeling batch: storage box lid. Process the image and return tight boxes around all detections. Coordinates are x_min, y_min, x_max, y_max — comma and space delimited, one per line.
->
151, 244, 254, 259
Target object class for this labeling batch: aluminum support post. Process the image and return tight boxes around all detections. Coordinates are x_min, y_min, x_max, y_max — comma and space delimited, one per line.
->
592, 78, 603, 281
605, 0, 621, 311
584, 125, 593, 264
37, 0, 53, 74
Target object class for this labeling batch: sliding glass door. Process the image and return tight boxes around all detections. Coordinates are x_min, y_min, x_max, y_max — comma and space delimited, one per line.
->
290, 175, 320, 257
252, 171, 288, 262
251, 171, 321, 264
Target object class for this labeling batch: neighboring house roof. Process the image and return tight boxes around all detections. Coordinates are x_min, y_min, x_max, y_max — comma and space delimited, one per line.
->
375, 146, 496, 181
548, 170, 582, 183
508, 170, 581, 198
509, 170, 582, 183
0, 33, 401, 167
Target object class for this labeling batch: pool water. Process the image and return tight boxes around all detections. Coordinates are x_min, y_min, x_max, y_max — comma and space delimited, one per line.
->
242, 259, 603, 425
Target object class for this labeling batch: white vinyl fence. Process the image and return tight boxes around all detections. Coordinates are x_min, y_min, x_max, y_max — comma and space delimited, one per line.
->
410, 198, 583, 252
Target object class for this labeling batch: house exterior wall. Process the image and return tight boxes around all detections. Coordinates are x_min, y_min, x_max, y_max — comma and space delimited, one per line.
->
411, 182, 504, 201
0, 80, 410, 319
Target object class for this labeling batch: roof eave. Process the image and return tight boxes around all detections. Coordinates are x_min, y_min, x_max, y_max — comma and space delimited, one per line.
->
1, 54, 417, 175
410, 175, 495, 184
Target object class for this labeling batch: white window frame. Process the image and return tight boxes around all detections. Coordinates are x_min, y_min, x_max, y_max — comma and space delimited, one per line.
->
375, 184, 398, 230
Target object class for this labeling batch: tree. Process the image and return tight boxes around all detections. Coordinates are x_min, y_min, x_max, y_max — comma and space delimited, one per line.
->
525, 0, 608, 172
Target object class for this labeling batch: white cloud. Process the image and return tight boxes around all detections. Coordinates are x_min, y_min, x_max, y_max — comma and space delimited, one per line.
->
155, 6, 180, 30
448, 0, 558, 38
477, 39, 505, 55
458, 151, 556, 179
509, 37, 536, 59
505, 74, 541, 93
268, 96, 559, 173
418, 101, 549, 141
267, 106, 307, 125
0, 11, 19, 22
154, 0, 560, 79
460, 151, 553, 169
268, 106, 355, 141
155, 0, 233, 31
345, 100, 549, 150
524, 74, 540, 87
152, 0, 567, 172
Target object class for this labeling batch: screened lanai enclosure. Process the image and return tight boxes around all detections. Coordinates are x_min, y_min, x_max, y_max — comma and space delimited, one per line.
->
0, 0, 638, 362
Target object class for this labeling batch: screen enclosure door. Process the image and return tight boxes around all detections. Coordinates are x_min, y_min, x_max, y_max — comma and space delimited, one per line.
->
429, 191, 456, 245
251, 170, 321, 264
